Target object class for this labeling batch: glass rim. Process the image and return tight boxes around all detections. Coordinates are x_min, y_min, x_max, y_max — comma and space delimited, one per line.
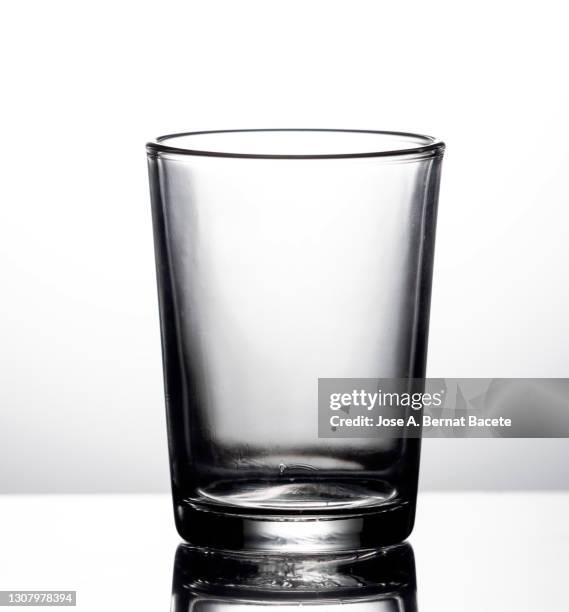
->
146, 128, 445, 160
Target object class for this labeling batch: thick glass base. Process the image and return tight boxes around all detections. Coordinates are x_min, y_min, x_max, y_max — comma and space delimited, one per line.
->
196, 478, 398, 511
174, 497, 415, 552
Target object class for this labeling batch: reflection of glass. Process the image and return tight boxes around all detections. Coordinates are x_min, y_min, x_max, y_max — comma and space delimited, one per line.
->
171, 543, 417, 612
147, 129, 444, 550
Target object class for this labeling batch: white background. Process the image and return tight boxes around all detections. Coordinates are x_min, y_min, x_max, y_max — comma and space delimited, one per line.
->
1, 0, 568, 493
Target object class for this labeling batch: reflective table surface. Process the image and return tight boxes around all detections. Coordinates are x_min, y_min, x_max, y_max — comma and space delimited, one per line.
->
0, 493, 567, 611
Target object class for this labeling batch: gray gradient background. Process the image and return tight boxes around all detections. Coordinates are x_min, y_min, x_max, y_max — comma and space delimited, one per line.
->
1, 0, 568, 493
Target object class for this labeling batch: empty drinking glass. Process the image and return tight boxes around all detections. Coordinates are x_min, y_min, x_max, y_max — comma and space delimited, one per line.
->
146, 129, 444, 551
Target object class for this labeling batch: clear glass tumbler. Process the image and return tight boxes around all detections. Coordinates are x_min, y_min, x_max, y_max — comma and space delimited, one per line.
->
146, 129, 444, 552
